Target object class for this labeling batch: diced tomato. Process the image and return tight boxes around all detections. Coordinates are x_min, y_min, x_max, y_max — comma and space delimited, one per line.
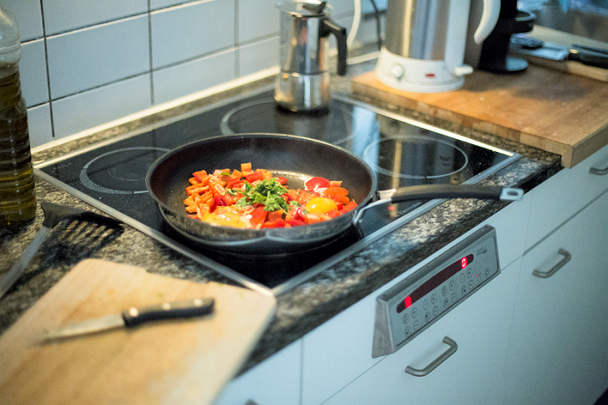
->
213, 194, 225, 208
326, 210, 342, 218
329, 180, 342, 187
342, 200, 358, 212
294, 205, 306, 221
249, 206, 268, 226
305, 177, 330, 190
220, 193, 238, 206
226, 178, 244, 189
276, 176, 288, 185
262, 219, 286, 228
286, 219, 306, 227
330, 195, 350, 205
241, 162, 252, 173
324, 186, 349, 196
245, 171, 265, 183
267, 209, 285, 222
192, 170, 207, 183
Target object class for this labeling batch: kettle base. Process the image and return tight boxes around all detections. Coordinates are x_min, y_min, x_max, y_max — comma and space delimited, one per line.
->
274, 71, 330, 112
375, 48, 466, 93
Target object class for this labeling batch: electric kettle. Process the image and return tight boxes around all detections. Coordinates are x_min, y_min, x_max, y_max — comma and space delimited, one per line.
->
376, 0, 500, 93
274, 1, 347, 112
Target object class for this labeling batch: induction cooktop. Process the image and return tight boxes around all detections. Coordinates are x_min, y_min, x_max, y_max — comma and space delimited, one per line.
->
35, 86, 520, 293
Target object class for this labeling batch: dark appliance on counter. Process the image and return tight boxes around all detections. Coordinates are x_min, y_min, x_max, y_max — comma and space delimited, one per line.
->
35, 87, 520, 294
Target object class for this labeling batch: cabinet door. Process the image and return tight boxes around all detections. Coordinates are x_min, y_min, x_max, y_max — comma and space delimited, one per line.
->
323, 259, 521, 405
502, 191, 608, 405
215, 340, 301, 405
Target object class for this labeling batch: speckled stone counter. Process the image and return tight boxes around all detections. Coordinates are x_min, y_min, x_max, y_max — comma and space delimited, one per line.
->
0, 58, 562, 374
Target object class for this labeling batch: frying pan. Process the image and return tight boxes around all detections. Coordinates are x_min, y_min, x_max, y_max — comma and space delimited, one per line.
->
146, 133, 522, 255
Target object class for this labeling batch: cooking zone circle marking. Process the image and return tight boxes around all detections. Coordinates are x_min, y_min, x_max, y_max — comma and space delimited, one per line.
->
363, 136, 469, 179
219, 99, 359, 145
80, 147, 170, 194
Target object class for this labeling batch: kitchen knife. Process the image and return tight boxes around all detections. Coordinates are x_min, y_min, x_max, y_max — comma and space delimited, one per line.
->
510, 36, 608, 69
38, 297, 215, 342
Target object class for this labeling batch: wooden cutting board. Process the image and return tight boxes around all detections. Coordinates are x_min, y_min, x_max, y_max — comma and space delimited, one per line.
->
0, 259, 276, 405
352, 66, 608, 168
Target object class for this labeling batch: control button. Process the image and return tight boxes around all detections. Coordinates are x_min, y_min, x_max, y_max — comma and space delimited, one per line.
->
485, 267, 490, 276
469, 280, 475, 290
451, 292, 457, 303
411, 307, 419, 318
390, 64, 404, 79
449, 280, 456, 291
466, 268, 472, 278
441, 286, 448, 296
405, 325, 412, 337
423, 299, 430, 310
461, 285, 467, 295
433, 306, 440, 316
402, 314, 409, 324
443, 297, 449, 308
459, 273, 465, 283
431, 293, 438, 305
424, 312, 432, 322
413, 320, 420, 330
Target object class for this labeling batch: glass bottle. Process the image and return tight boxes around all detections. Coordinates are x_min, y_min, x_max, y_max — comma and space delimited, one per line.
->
0, 6, 35, 227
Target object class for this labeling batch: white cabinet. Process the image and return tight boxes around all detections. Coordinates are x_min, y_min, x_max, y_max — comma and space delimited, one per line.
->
215, 340, 301, 405
501, 190, 608, 405
322, 258, 521, 405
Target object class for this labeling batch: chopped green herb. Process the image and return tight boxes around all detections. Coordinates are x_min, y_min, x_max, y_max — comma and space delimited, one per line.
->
220, 171, 231, 176
238, 179, 290, 212
225, 188, 237, 196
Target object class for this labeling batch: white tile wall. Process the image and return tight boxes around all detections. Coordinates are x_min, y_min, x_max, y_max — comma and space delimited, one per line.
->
52, 74, 152, 139
239, 36, 279, 76
27, 103, 53, 148
46, 15, 150, 99
0, 0, 373, 145
20, 39, 48, 107
239, 0, 279, 43
151, 0, 235, 69
153, 49, 235, 104
42, 0, 148, 36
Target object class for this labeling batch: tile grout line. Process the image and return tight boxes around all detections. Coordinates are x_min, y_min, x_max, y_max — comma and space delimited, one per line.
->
147, 0, 155, 106
37, 0, 55, 140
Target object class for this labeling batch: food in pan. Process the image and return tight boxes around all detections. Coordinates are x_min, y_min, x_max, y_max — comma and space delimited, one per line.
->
183, 162, 357, 229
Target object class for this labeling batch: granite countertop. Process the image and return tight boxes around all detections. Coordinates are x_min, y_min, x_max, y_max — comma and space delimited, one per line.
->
0, 58, 562, 372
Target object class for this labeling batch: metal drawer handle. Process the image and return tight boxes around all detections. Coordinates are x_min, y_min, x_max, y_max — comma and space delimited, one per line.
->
404, 336, 458, 377
589, 163, 608, 176
532, 248, 572, 278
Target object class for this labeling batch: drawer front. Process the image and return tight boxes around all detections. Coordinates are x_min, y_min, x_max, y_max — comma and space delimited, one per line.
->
323, 259, 520, 405
503, 190, 608, 405
301, 206, 525, 405
215, 340, 301, 405
525, 142, 608, 250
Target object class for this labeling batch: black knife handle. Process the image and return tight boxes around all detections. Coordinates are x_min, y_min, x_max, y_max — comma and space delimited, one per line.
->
122, 298, 215, 328
569, 49, 608, 69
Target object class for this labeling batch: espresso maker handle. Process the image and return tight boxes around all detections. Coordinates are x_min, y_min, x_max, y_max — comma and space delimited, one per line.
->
321, 18, 348, 76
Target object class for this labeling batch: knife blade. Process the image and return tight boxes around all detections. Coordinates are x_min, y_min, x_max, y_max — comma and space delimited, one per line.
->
510, 36, 608, 69
39, 297, 215, 342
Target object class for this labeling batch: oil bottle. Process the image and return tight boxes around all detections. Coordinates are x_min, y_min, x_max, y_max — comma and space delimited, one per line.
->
0, 6, 35, 227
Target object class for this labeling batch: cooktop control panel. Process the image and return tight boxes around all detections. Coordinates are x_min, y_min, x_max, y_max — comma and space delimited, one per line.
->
372, 225, 499, 357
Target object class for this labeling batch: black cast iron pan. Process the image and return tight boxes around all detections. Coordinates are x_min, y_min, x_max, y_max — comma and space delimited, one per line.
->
146, 133, 522, 255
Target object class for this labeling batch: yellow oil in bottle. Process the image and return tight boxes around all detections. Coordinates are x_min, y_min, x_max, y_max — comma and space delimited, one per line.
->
0, 70, 36, 227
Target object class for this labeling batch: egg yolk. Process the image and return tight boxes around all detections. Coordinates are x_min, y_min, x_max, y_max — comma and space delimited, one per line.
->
305, 197, 338, 214
203, 206, 249, 228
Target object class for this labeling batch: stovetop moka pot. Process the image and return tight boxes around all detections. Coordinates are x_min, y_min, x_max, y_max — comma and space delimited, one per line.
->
274, 1, 347, 112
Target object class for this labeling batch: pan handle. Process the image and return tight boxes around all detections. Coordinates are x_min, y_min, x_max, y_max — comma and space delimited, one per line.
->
353, 185, 523, 225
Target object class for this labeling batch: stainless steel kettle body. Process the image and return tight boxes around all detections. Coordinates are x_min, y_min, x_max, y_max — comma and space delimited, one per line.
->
274, 1, 347, 112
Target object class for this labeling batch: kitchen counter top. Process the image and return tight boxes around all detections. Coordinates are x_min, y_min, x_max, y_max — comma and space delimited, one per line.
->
0, 57, 562, 374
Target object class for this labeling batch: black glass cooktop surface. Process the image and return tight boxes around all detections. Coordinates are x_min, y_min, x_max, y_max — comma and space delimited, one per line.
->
36, 88, 519, 291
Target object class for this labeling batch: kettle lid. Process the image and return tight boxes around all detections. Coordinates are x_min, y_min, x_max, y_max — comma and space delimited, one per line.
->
276, 1, 332, 17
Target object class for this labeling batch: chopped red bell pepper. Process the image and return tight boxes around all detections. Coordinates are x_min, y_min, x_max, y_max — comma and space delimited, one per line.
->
262, 218, 286, 228
245, 171, 265, 183
276, 176, 288, 185
249, 206, 268, 226
305, 177, 330, 190
342, 200, 357, 212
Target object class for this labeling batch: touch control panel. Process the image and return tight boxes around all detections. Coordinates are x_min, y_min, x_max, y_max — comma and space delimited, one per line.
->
372, 225, 499, 358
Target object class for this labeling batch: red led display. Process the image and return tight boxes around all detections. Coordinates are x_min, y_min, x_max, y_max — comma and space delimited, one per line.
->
396, 254, 474, 313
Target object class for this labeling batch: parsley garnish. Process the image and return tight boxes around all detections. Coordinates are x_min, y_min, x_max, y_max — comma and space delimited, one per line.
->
239, 179, 289, 212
